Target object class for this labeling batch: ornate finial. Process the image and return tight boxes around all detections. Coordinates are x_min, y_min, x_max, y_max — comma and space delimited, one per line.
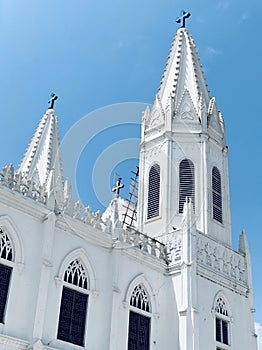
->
48, 93, 58, 109
176, 10, 191, 28
112, 177, 124, 197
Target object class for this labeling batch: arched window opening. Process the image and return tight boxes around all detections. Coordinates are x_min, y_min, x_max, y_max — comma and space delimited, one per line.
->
0, 228, 14, 324
212, 167, 223, 223
57, 259, 89, 346
179, 159, 195, 213
215, 296, 230, 347
128, 284, 151, 350
147, 164, 160, 219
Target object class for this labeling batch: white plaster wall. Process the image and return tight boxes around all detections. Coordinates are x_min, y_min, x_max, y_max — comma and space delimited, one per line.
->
0, 194, 49, 342
0, 190, 180, 350
197, 274, 256, 349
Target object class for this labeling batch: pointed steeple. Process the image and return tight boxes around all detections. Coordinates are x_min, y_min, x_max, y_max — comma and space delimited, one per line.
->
18, 108, 64, 206
158, 27, 210, 113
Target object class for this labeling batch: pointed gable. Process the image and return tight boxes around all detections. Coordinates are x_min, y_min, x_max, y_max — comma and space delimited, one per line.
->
175, 89, 199, 123
208, 97, 225, 140
144, 94, 165, 131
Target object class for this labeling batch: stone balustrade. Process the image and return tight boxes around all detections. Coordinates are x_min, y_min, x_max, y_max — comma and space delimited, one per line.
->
119, 227, 170, 263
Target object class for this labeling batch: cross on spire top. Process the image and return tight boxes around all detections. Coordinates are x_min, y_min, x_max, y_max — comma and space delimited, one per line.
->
48, 93, 58, 109
112, 177, 124, 197
176, 10, 191, 28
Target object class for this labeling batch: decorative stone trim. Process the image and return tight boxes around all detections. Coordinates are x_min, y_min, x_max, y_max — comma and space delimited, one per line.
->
0, 334, 29, 349
0, 164, 46, 204
119, 227, 170, 263
196, 231, 247, 286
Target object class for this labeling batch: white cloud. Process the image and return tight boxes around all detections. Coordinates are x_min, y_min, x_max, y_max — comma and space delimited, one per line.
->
240, 12, 249, 22
196, 16, 205, 24
204, 47, 221, 59
255, 322, 262, 349
216, 0, 232, 10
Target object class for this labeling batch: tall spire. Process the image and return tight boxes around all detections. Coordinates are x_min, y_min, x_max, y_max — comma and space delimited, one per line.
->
138, 16, 230, 243
158, 26, 210, 113
18, 107, 64, 205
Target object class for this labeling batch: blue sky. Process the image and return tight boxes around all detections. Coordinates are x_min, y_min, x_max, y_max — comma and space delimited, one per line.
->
1, 0, 262, 334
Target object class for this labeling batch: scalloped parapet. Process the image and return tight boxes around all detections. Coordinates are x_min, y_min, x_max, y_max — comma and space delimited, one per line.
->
0, 164, 46, 204
0, 165, 170, 264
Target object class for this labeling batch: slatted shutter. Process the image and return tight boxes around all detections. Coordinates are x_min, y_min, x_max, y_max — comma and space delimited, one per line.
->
147, 164, 160, 219
179, 159, 195, 213
212, 167, 223, 223
57, 287, 88, 346
128, 311, 150, 350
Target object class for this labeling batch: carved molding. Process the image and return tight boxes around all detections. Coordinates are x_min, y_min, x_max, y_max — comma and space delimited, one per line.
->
144, 144, 164, 160
196, 232, 247, 286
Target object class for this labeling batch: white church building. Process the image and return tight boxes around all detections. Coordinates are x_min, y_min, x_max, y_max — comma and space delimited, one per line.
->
0, 11, 258, 350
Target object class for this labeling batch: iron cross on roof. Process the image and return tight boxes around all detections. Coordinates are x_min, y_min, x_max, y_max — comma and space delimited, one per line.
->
112, 177, 124, 197
176, 10, 191, 28
48, 93, 58, 109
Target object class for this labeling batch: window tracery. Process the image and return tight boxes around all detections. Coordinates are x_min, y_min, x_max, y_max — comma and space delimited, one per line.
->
130, 284, 151, 313
0, 228, 13, 324
63, 258, 88, 290
215, 296, 228, 317
0, 228, 13, 261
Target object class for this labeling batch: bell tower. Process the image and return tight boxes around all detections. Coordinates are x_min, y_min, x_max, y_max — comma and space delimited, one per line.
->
137, 14, 231, 245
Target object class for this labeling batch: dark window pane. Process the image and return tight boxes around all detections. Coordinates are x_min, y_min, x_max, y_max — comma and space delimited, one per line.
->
222, 320, 229, 345
216, 318, 222, 342
0, 264, 12, 323
147, 164, 160, 219
128, 311, 150, 350
57, 287, 88, 346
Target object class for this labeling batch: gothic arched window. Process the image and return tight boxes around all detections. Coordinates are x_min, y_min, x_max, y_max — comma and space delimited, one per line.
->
128, 284, 151, 350
214, 296, 230, 347
0, 228, 14, 323
179, 159, 195, 213
147, 164, 160, 219
212, 167, 223, 223
57, 259, 89, 346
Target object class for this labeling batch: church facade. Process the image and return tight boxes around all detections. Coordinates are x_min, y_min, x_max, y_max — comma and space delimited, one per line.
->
0, 14, 258, 350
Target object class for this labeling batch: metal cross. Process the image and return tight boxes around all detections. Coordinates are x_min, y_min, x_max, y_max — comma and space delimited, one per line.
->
176, 10, 191, 28
112, 177, 124, 197
48, 93, 58, 109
